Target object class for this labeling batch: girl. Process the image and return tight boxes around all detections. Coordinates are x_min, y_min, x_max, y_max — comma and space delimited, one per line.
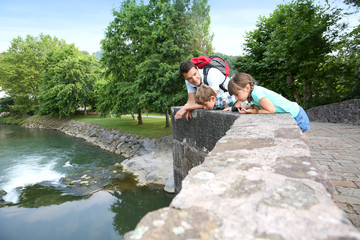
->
228, 73, 310, 134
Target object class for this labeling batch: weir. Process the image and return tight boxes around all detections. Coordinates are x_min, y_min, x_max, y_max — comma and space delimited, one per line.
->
124, 107, 360, 239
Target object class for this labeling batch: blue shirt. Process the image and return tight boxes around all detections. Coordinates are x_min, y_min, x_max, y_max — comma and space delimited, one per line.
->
251, 86, 300, 117
214, 92, 236, 109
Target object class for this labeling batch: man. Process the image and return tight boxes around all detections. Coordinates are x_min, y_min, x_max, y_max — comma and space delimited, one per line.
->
174, 60, 232, 120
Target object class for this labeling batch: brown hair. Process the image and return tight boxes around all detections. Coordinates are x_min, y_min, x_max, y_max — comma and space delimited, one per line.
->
228, 73, 257, 102
179, 60, 197, 76
195, 84, 216, 105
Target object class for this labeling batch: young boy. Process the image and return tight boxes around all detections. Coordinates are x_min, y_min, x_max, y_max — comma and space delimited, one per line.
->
195, 84, 236, 110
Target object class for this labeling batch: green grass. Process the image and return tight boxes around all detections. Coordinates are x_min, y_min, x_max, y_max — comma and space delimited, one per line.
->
71, 114, 171, 138
0, 115, 26, 124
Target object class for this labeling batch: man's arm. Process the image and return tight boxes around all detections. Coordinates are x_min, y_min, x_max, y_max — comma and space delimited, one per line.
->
174, 92, 205, 121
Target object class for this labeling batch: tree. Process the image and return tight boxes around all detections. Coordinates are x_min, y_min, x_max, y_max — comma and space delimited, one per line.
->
236, 0, 345, 108
325, 23, 360, 102
343, 0, 360, 7
39, 44, 100, 118
0, 34, 65, 114
0, 96, 14, 112
100, 0, 213, 126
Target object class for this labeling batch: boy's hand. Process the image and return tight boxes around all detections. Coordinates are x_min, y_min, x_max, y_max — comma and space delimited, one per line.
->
223, 107, 232, 111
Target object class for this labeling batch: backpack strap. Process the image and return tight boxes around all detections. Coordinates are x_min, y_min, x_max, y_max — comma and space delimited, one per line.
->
203, 68, 210, 86
219, 77, 227, 92
203, 67, 228, 92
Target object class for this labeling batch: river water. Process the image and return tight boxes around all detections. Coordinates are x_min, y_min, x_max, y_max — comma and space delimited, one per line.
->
0, 124, 172, 240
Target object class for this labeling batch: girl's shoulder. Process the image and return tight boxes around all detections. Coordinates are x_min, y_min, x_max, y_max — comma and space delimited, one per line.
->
252, 85, 266, 94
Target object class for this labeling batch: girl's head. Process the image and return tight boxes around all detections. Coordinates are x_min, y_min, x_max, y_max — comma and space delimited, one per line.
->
228, 73, 257, 102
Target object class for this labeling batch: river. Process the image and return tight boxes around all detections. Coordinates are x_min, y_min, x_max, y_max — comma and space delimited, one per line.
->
0, 124, 172, 240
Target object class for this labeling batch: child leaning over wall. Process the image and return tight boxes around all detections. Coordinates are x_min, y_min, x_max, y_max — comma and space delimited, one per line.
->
228, 72, 310, 134
195, 84, 236, 110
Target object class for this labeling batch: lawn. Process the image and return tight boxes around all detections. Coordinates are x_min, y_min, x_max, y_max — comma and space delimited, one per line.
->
71, 114, 172, 138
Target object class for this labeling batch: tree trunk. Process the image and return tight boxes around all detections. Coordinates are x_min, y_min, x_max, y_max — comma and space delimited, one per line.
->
165, 110, 170, 128
131, 113, 136, 120
286, 75, 302, 104
84, 106, 87, 116
302, 79, 312, 109
137, 109, 143, 125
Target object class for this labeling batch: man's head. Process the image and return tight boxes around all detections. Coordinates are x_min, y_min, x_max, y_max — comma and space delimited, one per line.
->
195, 84, 216, 110
179, 60, 201, 86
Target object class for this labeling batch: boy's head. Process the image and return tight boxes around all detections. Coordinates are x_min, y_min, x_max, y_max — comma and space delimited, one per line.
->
195, 84, 216, 110
179, 60, 201, 86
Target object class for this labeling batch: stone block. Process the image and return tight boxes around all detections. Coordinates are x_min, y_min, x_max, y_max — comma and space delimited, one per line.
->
171, 107, 239, 151
184, 145, 207, 172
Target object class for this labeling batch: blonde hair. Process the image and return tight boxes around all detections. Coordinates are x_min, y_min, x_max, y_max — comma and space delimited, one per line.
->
195, 84, 216, 105
228, 73, 257, 102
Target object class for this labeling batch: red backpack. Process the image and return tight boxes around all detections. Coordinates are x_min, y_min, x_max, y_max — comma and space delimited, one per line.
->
190, 55, 230, 92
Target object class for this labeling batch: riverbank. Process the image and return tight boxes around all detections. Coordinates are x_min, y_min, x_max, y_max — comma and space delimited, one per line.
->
0, 124, 173, 239
20, 115, 174, 193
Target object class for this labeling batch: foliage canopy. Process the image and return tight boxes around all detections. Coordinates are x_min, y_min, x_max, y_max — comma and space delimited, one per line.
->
100, 0, 213, 125
0, 34, 65, 114
39, 44, 101, 117
235, 0, 348, 108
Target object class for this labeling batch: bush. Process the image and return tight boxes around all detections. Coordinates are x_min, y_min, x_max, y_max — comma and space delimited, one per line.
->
0, 96, 14, 112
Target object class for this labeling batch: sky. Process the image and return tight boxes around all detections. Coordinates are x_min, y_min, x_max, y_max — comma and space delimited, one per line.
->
0, 0, 358, 57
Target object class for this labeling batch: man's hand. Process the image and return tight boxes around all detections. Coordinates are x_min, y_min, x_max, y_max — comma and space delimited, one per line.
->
174, 108, 192, 121
184, 110, 192, 121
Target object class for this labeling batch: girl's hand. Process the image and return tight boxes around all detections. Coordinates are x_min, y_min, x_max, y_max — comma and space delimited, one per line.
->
223, 107, 232, 111
238, 108, 248, 114
238, 108, 257, 114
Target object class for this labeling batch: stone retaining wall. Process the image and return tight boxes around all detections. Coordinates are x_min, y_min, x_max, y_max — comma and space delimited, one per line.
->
306, 99, 360, 124
124, 108, 360, 240
22, 116, 156, 158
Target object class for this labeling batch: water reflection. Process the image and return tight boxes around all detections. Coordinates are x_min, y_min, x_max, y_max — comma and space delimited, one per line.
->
109, 188, 172, 235
0, 188, 172, 240
0, 191, 119, 240
16, 184, 85, 208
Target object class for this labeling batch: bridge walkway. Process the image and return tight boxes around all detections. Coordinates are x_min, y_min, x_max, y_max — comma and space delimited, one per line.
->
306, 121, 360, 229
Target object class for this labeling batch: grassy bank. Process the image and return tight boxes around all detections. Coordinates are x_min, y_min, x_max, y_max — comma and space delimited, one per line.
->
1, 113, 172, 138
0, 115, 26, 124
71, 113, 172, 138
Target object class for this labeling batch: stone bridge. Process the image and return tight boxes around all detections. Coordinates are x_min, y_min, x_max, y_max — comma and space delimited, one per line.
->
124, 100, 360, 240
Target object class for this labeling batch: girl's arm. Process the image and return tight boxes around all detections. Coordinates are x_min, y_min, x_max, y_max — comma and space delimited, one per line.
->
240, 97, 276, 114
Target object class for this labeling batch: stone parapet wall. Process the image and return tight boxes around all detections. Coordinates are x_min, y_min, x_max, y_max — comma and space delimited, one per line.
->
171, 109, 239, 193
306, 99, 360, 124
124, 109, 360, 240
